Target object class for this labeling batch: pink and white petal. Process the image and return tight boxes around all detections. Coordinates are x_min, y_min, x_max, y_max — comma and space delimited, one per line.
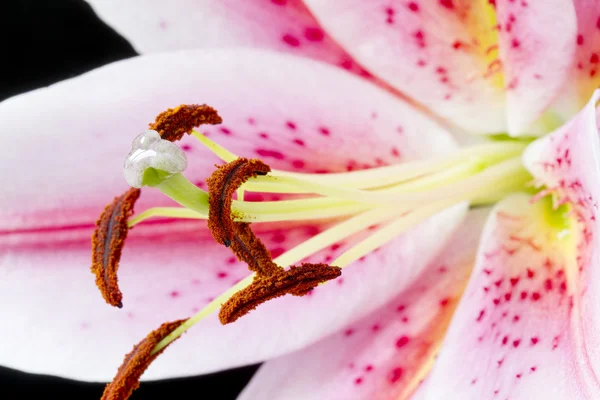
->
85, 0, 367, 76
551, 1, 600, 120
523, 89, 600, 393
303, 0, 506, 134
424, 194, 600, 399
0, 204, 466, 381
0, 48, 456, 237
0, 49, 464, 380
494, 0, 577, 135
425, 90, 600, 398
239, 208, 489, 400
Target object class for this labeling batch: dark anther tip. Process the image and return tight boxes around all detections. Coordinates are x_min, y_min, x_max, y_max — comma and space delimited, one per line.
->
224, 240, 231, 247
117, 301, 123, 309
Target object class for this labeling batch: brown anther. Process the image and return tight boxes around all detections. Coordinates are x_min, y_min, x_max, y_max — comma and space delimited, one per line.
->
101, 319, 186, 400
149, 104, 223, 142
231, 222, 281, 277
91, 188, 141, 308
206, 158, 270, 247
219, 263, 342, 324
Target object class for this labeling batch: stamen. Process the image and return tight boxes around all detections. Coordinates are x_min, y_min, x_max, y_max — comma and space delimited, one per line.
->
219, 263, 341, 324
101, 319, 186, 400
91, 188, 141, 308
231, 222, 280, 277
149, 104, 222, 142
206, 158, 270, 247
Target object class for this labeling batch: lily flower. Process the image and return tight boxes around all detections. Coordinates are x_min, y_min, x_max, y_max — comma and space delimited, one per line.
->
3, 1, 600, 399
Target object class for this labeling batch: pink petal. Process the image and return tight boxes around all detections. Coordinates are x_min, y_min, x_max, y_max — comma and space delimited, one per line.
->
304, 0, 579, 136
494, 0, 576, 134
554, 1, 600, 118
0, 206, 466, 381
424, 194, 597, 398
0, 48, 464, 380
425, 95, 600, 398
303, 0, 507, 133
238, 209, 489, 400
86, 0, 367, 75
0, 48, 455, 237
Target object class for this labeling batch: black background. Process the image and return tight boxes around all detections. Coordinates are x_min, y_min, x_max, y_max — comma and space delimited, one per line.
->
1, 0, 259, 397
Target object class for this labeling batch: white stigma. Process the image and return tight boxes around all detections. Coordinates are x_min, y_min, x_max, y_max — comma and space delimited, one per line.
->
124, 130, 188, 188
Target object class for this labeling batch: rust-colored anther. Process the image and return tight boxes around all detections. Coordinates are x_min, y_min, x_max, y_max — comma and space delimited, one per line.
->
91, 188, 141, 308
219, 263, 342, 324
230, 222, 281, 277
206, 158, 270, 247
101, 319, 186, 400
149, 104, 223, 142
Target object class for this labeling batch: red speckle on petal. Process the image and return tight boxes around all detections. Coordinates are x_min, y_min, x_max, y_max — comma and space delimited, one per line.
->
413, 30, 426, 48
502, 336, 508, 345
344, 329, 354, 337
220, 127, 231, 135
544, 279, 553, 291
258, 132, 269, 139
452, 40, 464, 50
169, 290, 180, 298
293, 138, 305, 147
513, 339, 521, 348
304, 27, 324, 42
527, 268, 535, 278
591, 53, 599, 64
560, 281, 567, 292
319, 126, 330, 136
388, 367, 404, 384
292, 159, 305, 169
476, 309, 486, 322
408, 2, 419, 12
520, 291, 528, 300
256, 148, 285, 160
271, 0, 286, 5
577, 34, 584, 45
440, 0, 454, 9
439, 298, 450, 307
217, 271, 228, 279
511, 38, 520, 48
396, 335, 410, 348
531, 337, 539, 345
282, 34, 300, 47
531, 292, 541, 301
365, 364, 374, 372
354, 377, 363, 385
286, 121, 297, 130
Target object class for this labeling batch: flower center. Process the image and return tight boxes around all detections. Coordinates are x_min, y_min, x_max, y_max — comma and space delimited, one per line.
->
110, 104, 536, 357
